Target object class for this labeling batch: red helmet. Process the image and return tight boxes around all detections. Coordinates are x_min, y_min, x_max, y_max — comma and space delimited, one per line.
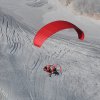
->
43, 66, 47, 71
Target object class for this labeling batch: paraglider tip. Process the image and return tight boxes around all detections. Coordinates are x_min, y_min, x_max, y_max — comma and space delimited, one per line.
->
34, 42, 41, 47
77, 31, 84, 41
33, 38, 41, 47
80, 33, 85, 40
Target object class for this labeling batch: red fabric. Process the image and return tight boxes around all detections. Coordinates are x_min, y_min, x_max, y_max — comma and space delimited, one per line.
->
47, 66, 52, 73
51, 66, 56, 72
34, 20, 85, 47
43, 65, 56, 74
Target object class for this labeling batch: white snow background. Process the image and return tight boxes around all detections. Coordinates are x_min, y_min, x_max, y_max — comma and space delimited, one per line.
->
0, 0, 100, 100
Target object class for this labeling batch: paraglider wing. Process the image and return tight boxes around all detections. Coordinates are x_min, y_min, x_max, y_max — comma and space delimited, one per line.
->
33, 20, 85, 47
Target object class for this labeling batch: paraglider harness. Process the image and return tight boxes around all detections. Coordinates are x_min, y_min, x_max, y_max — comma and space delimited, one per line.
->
43, 64, 59, 77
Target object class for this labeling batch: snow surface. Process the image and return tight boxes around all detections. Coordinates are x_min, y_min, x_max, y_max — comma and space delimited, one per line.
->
59, 0, 100, 20
0, 0, 100, 100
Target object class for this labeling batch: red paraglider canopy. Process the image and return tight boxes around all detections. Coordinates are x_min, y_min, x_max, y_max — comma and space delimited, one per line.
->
33, 20, 85, 47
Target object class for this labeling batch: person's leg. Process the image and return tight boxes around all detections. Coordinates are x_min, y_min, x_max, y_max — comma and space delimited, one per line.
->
53, 68, 59, 75
49, 73, 52, 77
